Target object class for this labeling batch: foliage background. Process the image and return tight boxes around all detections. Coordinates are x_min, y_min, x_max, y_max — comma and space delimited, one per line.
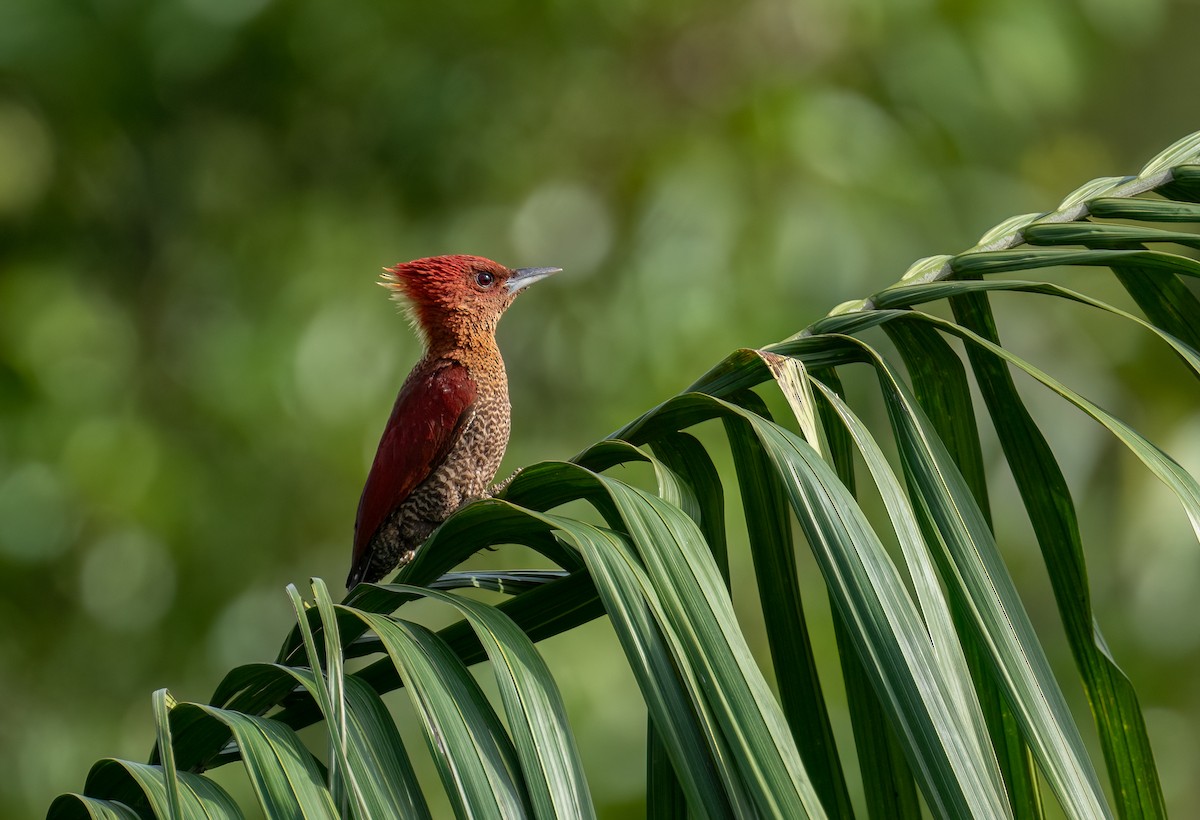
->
2, 0, 1198, 815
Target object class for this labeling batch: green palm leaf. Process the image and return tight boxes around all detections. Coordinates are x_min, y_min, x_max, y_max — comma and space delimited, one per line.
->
51, 131, 1200, 819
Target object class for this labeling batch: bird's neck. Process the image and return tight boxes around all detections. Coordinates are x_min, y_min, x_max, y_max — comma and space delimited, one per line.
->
423, 325, 504, 371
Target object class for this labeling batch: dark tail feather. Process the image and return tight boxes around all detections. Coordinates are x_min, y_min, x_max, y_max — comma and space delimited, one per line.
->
346, 555, 369, 590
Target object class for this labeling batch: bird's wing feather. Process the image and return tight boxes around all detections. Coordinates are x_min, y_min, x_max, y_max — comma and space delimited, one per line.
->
348, 361, 476, 585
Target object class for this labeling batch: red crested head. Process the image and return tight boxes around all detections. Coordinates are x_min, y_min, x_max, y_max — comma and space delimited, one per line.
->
383, 255, 505, 307
381, 255, 559, 347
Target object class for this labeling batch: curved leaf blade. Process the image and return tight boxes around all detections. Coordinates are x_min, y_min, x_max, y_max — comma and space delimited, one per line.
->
169, 704, 337, 819
381, 584, 596, 820
346, 610, 530, 819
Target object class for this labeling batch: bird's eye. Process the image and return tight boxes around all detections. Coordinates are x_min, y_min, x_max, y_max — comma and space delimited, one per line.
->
474, 270, 496, 289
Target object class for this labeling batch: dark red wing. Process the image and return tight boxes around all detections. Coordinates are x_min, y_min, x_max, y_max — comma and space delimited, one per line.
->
349, 361, 476, 585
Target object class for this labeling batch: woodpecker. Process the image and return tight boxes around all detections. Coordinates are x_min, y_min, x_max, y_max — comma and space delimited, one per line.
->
346, 255, 559, 589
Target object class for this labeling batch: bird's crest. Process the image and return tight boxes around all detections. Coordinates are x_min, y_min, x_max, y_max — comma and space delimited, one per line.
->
379, 265, 427, 344
378, 255, 511, 345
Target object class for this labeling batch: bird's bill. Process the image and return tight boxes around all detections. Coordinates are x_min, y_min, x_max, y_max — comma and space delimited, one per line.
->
507, 266, 562, 293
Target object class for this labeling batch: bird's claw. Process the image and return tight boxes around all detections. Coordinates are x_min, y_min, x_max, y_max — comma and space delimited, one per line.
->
487, 468, 522, 497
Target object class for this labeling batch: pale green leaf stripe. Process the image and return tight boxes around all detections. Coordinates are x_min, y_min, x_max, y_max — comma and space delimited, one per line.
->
1088, 197, 1200, 222
945, 287, 1166, 817
797, 365, 1008, 814
170, 704, 337, 819
287, 585, 367, 819
288, 579, 402, 817
1057, 177, 1133, 212
46, 795, 144, 820
346, 611, 530, 819
175, 763, 245, 818
950, 248, 1200, 279
832, 336, 1111, 818
1022, 222, 1200, 249
596, 474, 827, 819
1139, 133, 1200, 174
382, 584, 597, 820
56, 758, 243, 820
639, 440, 704, 524
312, 580, 355, 815
339, 675, 433, 818
430, 569, 569, 594
720, 392, 855, 818
876, 277, 1200, 371
172, 769, 244, 820
812, 367, 922, 818
649, 432, 730, 581
152, 690, 183, 820
622, 392, 1010, 817
883, 321, 1045, 819
120, 761, 236, 820
565, 438, 734, 817
799, 374, 1004, 799
735, 410, 1002, 819
539, 514, 746, 818
538, 472, 817, 817
231, 662, 430, 819
867, 300, 1200, 541
494, 450, 822, 818
212, 658, 310, 722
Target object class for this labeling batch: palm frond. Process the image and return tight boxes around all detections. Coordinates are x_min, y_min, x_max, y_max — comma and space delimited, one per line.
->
49, 132, 1200, 819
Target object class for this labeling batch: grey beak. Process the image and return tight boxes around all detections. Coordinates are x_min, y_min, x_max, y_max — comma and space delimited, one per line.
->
507, 266, 562, 293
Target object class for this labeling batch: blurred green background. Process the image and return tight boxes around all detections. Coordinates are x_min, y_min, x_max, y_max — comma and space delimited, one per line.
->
2, 0, 1199, 815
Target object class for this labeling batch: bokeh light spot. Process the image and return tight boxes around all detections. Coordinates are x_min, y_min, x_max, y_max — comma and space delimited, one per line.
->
788, 89, 900, 186
1130, 555, 1200, 658
207, 585, 292, 670
293, 301, 400, 426
62, 417, 161, 514
16, 280, 136, 407
180, 0, 272, 27
512, 182, 612, 276
1145, 708, 1200, 807
0, 463, 73, 562
0, 100, 53, 216
975, 7, 1081, 116
1079, 0, 1164, 41
78, 529, 176, 632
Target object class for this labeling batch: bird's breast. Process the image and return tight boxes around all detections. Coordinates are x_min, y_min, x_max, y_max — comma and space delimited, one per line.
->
443, 387, 512, 498
405, 383, 511, 523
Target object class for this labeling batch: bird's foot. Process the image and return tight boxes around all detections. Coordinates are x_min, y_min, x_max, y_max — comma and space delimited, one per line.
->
487, 468, 523, 498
